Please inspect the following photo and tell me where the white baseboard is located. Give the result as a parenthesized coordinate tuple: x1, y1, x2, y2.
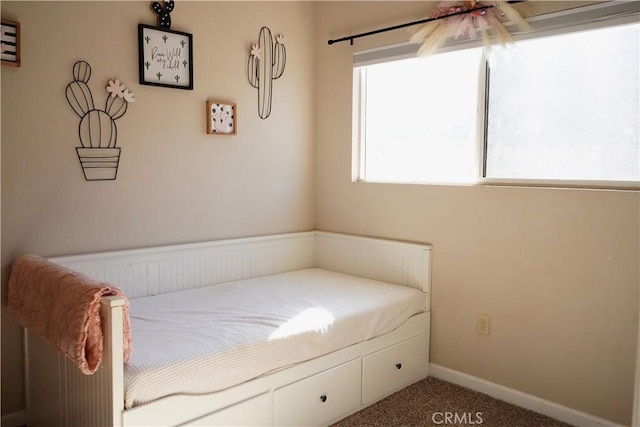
(1, 410, 26, 427)
(429, 363, 626, 427)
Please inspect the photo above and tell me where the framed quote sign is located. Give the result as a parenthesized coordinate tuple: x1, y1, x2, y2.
(138, 24, 193, 90)
(1, 19, 20, 67)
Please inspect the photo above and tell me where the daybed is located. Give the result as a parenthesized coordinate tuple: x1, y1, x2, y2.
(15, 231, 432, 426)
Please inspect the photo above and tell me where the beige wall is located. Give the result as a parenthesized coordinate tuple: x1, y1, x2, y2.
(1, 1, 315, 415)
(314, 2, 639, 425)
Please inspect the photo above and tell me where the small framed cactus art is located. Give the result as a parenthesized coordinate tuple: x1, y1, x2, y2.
(206, 101, 236, 135)
(138, 24, 193, 90)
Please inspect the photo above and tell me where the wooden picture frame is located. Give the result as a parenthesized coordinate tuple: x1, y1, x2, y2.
(1, 19, 20, 67)
(206, 101, 237, 135)
(138, 24, 193, 90)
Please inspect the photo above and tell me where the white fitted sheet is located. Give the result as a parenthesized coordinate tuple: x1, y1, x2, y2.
(124, 268, 426, 409)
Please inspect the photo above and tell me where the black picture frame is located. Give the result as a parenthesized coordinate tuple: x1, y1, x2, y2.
(138, 24, 193, 90)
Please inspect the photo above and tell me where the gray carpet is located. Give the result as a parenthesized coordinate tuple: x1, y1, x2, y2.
(331, 377, 573, 427)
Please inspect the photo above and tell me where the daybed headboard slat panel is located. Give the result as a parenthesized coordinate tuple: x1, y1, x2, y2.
(313, 232, 432, 307)
(47, 231, 431, 304)
(50, 233, 316, 298)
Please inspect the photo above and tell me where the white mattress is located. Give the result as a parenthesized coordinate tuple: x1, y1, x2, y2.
(124, 268, 426, 409)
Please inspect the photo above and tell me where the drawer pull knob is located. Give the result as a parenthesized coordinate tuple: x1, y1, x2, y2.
(396, 363, 402, 369)
(320, 394, 327, 403)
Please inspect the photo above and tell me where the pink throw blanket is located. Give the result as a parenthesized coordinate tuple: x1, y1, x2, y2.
(8, 255, 131, 374)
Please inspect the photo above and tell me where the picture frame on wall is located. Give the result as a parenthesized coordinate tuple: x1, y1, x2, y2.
(206, 101, 237, 135)
(138, 24, 193, 90)
(1, 19, 20, 67)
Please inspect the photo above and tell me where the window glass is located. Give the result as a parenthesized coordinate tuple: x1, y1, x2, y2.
(360, 48, 483, 184)
(485, 23, 639, 182)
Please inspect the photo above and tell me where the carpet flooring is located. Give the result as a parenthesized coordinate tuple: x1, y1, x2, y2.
(331, 377, 573, 427)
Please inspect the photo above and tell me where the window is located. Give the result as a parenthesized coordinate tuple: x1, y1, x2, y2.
(485, 24, 639, 182)
(353, 7, 640, 188)
(356, 49, 483, 184)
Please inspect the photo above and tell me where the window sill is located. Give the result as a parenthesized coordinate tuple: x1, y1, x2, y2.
(354, 178, 640, 192)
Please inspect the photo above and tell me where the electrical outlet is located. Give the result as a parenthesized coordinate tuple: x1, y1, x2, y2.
(477, 313, 490, 336)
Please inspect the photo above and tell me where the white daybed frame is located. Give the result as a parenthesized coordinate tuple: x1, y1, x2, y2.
(23, 231, 432, 427)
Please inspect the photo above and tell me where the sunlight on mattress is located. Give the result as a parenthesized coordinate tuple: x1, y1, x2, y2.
(269, 307, 335, 339)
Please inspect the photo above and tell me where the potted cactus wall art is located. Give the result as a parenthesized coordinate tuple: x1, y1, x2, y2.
(247, 27, 286, 119)
(65, 61, 135, 181)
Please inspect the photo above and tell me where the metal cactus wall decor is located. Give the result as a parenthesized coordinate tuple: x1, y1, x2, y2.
(65, 60, 135, 181)
(151, 0, 174, 29)
(247, 27, 286, 119)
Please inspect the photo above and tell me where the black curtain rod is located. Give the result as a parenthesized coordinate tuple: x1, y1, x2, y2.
(327, 1, 524, 46)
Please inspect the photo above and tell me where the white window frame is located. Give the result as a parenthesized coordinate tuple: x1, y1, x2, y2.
(352, 1, 640, 189)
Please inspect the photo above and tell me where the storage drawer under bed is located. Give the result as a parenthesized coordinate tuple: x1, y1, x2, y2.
(181, 393, 271, 426)
(362, 333, 429, 405)
(273, 358, 361, 426)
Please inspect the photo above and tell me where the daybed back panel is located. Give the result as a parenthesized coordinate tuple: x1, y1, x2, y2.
(49, 232, 316, 298)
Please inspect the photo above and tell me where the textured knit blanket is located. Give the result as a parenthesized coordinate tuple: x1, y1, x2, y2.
(8, 255, 131, 374)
